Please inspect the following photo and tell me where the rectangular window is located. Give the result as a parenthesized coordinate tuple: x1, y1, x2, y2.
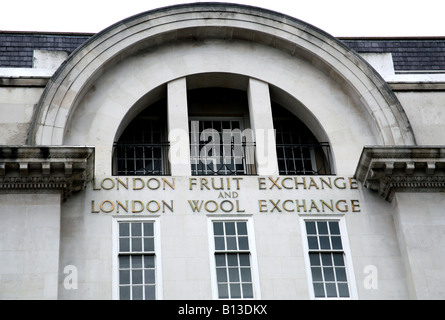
(211, 220, 255, 299)
(304, 220, 351, 299)
(117, 221, 158, 300)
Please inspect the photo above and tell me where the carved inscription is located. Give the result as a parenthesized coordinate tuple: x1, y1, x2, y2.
(90, 176, 361, 215)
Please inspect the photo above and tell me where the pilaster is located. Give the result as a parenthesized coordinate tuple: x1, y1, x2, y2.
(167, 77, 191, 176)
(0, 146, 94, 299)
(247, 78, 279, 176)
(355, 146, 445, 299)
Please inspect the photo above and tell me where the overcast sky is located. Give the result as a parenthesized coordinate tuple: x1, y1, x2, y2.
(1, 0, 444, 37)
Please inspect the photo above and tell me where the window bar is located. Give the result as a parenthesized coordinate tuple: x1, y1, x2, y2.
(114, 143, 170, 175)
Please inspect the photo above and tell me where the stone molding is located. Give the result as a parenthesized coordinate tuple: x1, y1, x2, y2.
(28, 3, 415, 146)
(0, 146, 94, 200)
(355, 146, 445, 201)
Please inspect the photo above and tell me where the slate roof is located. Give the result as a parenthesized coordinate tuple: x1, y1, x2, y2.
(0, 32, 92, 68)
(1, 32, 445, 73)
(341, 38, 445, 72)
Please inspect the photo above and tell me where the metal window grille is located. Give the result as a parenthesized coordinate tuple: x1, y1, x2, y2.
(114, 142, 169, 175)
(274, 119, 332, 175)
(190, 120, 256, 176)
(113, 117, 169, 175)
(276, 143, 332, 175)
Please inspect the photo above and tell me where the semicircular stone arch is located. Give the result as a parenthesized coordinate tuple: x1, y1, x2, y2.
(29, 3, 416, 175)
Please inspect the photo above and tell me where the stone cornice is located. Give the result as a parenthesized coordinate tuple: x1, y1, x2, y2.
(0, 146, 94, 201)
(354, 146, 445, 201)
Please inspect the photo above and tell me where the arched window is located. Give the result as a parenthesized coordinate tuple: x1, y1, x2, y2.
(188, 87, 256, 176)
(272, 103, 333, 175)
(113, 98, 169, 175)
(112, 85, 332, 176)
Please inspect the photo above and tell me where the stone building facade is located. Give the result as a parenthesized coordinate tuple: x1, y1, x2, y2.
(1, 3, 445, 300)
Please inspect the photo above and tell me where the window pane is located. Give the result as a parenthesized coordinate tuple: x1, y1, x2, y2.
(132, 255, 142, 268)
(226, 237, 237, 250)
(329, 221, 340, 234)
(214, 222, 224, 235)
(230, 284, 241, 299)
(132, 238, 142, 252)
(306, 221, 316, 234)
(144, 255, 155, 268)
(119, 270, 130, 285)
(317, 221, 328, 234)
(335, 267, 347, 282)
(338, 283, 350, 298)
(214, 237, 225, 250)
(331, 236, 343, 250)
(145, 285, 156, 300)
(216, 268, 228, 282)
(225, 222, 236, 235)
(215, 254, 226, 266)
(326, 283, 337, 297)
(239, 253, 250, 266)
(319, 236, 331, 250)
(309, 253, 320, 266)
(132, 286, 143, 300)
(238, 236, 249, 250)
(323, 267, 335, 281)
(218, 284, 229, 299)
(311, 267, 323, 282)
(228, 268, 240, 282)
(313, 283, 325, 298)
(237, 222, 247, 235)
(307, 236, 319, 250)
(132, 270, 143, 284)
(143, 223, 154, 236)
(119, 238, 130, 252)
(242, 283, 253, 298)
(120, 286, 130, 300)
(119, 223, 129, 236)
(227, 254, 238, 266)
(240, 268, 252, 282)
(333, 253, 345, 266)
(145, 269, 156, 284)
(119, 256, 130, 269)
(321, 253, 333, 266)
(144, 238, 154, 252)
(131, 223, 142, 236)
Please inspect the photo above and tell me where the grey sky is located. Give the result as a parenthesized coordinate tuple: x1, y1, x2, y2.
(1, 0, 444, 37)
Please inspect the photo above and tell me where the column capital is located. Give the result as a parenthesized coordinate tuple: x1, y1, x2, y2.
(355, 146, 445, 201)
(0, 146, 95, 201)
